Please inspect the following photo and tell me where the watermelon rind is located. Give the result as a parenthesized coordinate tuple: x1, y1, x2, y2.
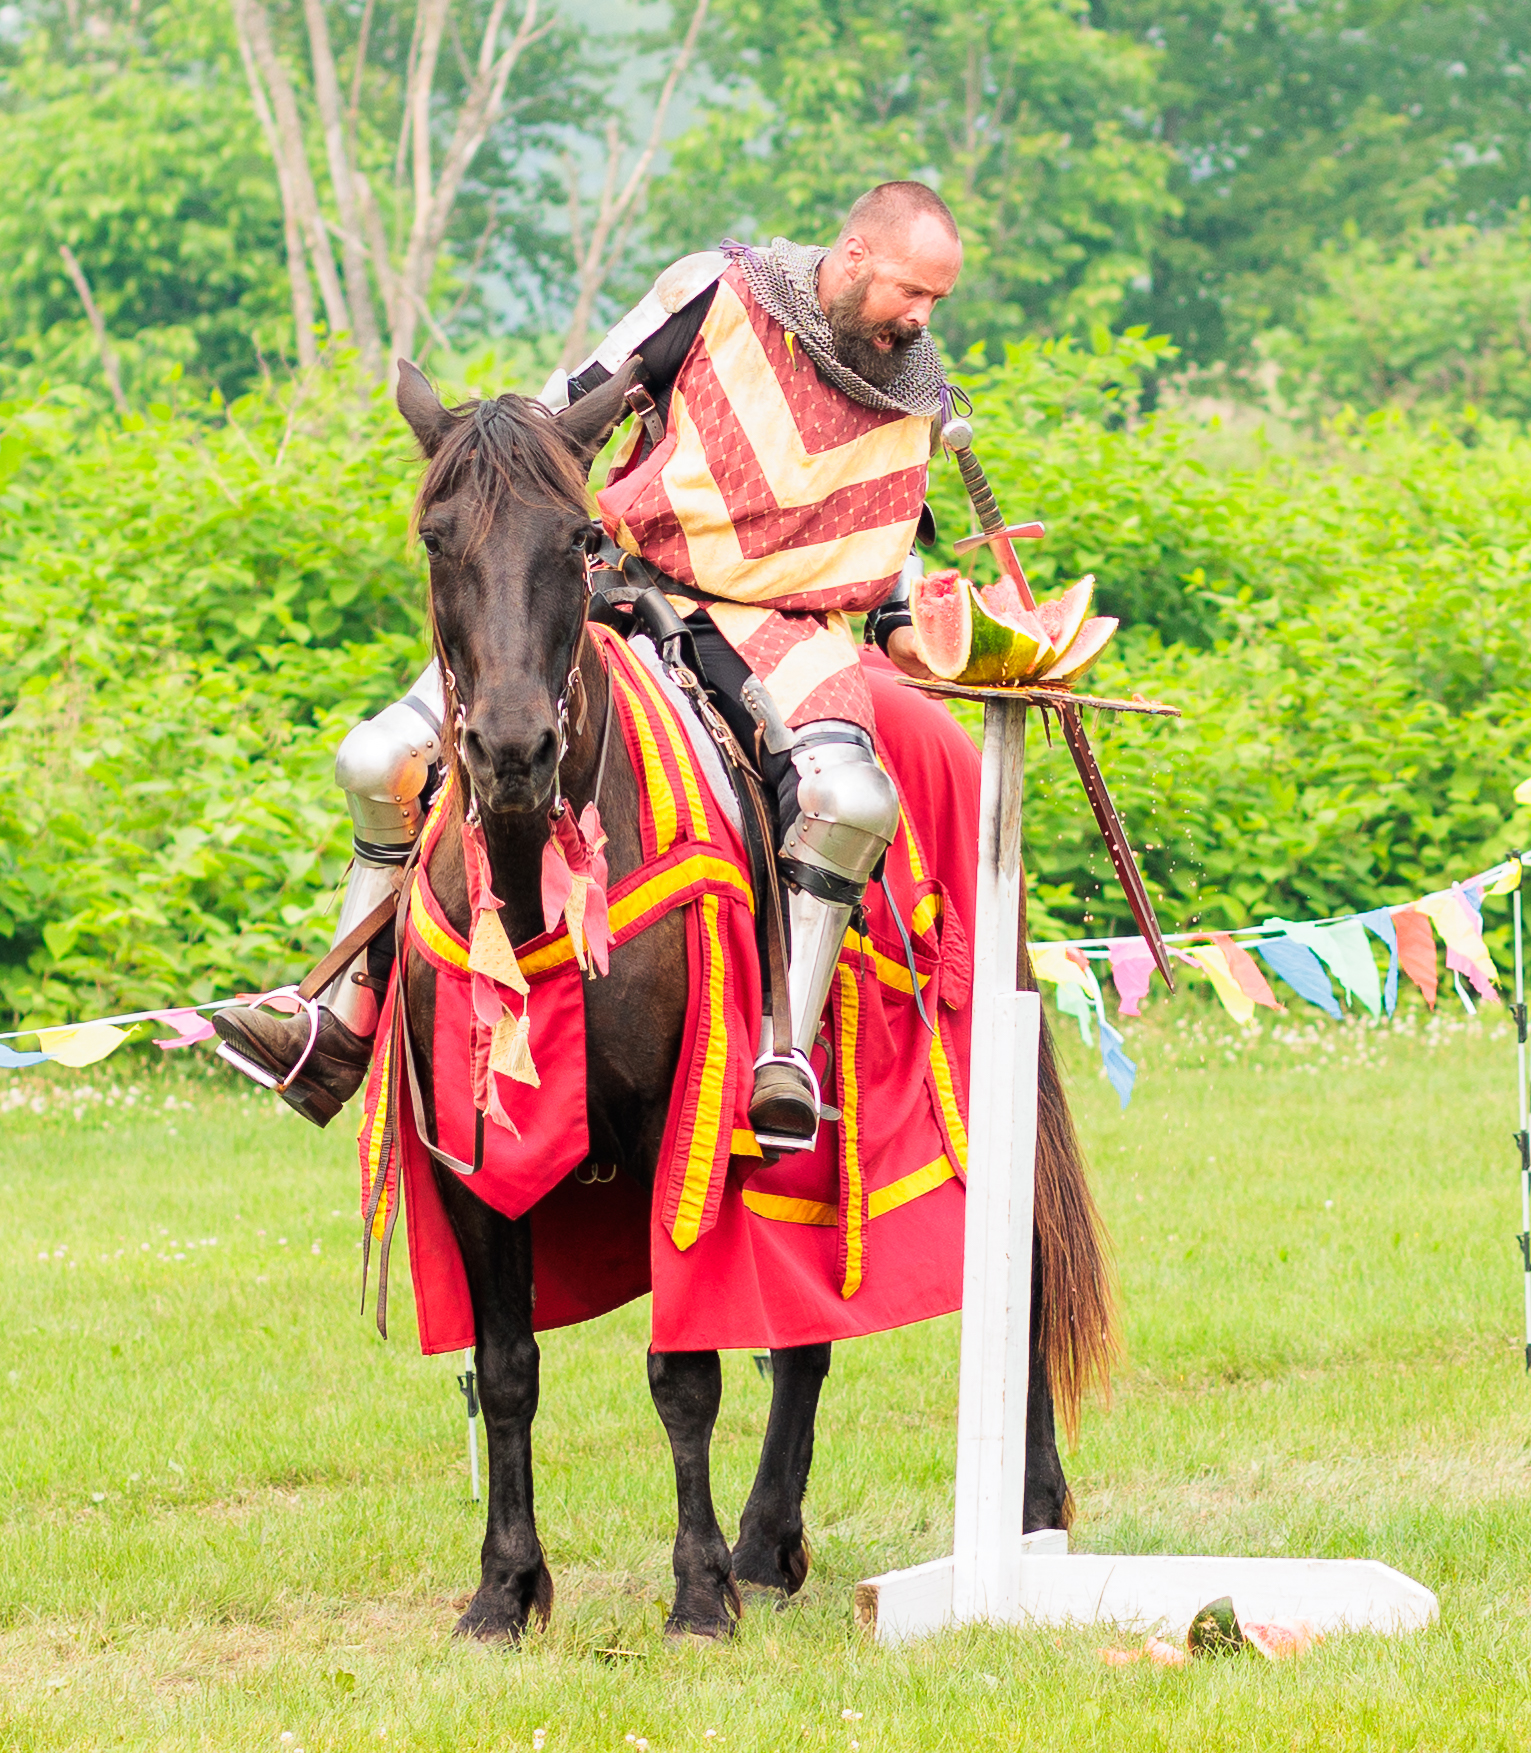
(913, 571, 1055, 683)
(1038, 615, 1118, 684)
(1034, 575, 1095, 665)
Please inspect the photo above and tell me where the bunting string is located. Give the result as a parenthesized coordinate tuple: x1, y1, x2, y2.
(1033, 855, 1525, 1110)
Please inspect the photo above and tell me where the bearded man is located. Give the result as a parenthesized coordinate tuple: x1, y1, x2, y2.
(215, 180, 963, 1153)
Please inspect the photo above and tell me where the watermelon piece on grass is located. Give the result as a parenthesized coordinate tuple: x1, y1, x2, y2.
(912, 568, 1053, 684)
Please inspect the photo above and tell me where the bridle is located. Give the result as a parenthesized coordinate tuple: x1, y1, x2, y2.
(438, 540, 613, 830)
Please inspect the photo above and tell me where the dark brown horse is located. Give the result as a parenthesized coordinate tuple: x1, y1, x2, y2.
(392, 360, 1116, 1641)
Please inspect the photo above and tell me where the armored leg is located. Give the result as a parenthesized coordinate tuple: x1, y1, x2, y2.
(212, 665, 444, 1126)
(748, 723, 899, 1153)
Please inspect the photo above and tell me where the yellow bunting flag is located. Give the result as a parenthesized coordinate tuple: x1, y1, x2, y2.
(1185, 946, 1255, 1026)
(36, 1023, 131, 1067)
(1487, 862, 1523, 898)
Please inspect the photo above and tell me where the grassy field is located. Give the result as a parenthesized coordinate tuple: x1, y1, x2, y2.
(1, 1001, 1528, 1750)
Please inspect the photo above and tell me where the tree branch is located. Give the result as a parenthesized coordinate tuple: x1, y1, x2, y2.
(303, 0, 383, 373)
(235, 0, 352, 343)
(58, 245, 127, 414)
(232, 0, 318, 367)
(558, 0, 709, 369)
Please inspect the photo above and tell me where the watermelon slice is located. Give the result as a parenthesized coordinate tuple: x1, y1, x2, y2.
(1033, 576, 1095, 664)
(1038, 615, 1118, 685)
(1243, 1620, 1320, 1659)
(912, 569, 1053, 684)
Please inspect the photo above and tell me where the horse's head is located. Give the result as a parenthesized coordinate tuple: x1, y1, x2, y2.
(397, 359, 635, 815)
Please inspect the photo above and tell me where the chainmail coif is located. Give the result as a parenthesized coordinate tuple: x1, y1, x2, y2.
(723, 237, 950, 420)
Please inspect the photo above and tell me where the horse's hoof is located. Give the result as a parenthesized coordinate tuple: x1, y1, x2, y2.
(454, 1606, 525, 1643)
(663, 1617, 736, 1643)
(731, 1531, 811, 1598)
(737, 1581, 791, 1613)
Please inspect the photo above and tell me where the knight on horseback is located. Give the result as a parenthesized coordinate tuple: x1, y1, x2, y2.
(215, 181, 963, 1154)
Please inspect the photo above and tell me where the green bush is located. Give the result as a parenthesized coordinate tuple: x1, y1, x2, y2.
(5, 335, 1531, 1027)
(926, 343, 1531, 942)
(0, 373, 427, 1024)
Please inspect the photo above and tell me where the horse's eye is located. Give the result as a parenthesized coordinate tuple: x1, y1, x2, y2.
(573, 523, 599, 555)
(420, 531, 442, 557)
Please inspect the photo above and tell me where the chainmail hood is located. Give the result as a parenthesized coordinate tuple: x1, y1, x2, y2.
(723, 237, 950, 419)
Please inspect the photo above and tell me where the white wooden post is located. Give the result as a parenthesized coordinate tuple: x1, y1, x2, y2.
(952, 702, 1039, 1619)
(854, 692, 1438, 1645)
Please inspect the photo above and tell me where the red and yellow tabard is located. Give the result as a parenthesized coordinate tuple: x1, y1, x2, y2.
(596, 263, 933, 730)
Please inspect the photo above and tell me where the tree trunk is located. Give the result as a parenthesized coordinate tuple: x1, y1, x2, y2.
(302, 0, 383, 375)
(234, 0, 352, 345)
(232, 0, 319, 367)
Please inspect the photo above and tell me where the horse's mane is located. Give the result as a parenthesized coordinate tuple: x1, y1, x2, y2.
(412, 392, 590, 552)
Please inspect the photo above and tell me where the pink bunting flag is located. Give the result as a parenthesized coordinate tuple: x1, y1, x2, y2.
(1108, 938, 1155, 1016)
(151, 1010, 216, 1049)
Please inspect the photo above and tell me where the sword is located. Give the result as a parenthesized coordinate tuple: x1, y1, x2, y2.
(943, 417, 1044, 611)
(941, 418, 1176, 993)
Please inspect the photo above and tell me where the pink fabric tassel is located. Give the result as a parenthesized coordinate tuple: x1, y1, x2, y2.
(541, 803, 611, 975)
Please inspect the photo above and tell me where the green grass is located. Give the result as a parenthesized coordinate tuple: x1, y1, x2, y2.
(1, 1003, 1529, 1750)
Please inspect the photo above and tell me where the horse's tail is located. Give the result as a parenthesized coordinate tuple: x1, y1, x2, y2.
(1021, 936, 1120, 1446)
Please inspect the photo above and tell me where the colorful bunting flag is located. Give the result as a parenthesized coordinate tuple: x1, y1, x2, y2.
(1212, 933, 1283, 1013)
(35, 1023, 130, 1067)
(1415, 888, 1498, 1002)
(1358, 909, 1400, 1015)
(1108, 938, 1154, 1016)
(1182, 945, 1256, 1026)
(0, 1042, 50, 1068)
(149, 1010, 217, 1050)
(1266, 917, 1382, 1017)
(1253, 937, 1342, 1018)
(1391, 906, 1437, 1008)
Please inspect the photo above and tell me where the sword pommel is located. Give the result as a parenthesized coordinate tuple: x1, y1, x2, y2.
(941, 417, 974, 451)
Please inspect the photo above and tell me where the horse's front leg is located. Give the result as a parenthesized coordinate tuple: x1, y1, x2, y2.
(732, 1341, 831, 1596)
(436, 1176, 554, 1640)
(647, 1349, 741, 1637)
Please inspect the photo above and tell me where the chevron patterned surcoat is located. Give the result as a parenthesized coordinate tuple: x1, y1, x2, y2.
(596, 264, 933, 730)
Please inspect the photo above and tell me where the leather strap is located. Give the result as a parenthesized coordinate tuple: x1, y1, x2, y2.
(296, 869, 407, 1003)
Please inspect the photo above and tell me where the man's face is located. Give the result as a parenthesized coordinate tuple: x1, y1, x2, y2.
(827, 214, 963, 386)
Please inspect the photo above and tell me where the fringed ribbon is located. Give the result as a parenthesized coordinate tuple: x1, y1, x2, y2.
(463, 818, 538, 1135)
(541, 803, 611, 976)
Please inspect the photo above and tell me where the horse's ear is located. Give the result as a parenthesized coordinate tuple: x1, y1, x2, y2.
(396, 359, 452, 457)
(556, 358, 642, 470)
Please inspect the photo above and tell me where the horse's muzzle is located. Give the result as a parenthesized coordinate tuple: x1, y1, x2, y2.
(461, 719, 560, 814)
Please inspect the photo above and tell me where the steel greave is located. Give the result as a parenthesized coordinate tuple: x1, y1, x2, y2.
(786, 887, 857, 1058)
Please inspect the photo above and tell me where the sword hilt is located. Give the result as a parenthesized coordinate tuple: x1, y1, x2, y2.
(942, 418, 1005, 535)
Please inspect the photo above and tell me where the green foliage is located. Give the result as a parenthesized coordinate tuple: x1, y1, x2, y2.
(1258, 214, 1531, 425)
(648, 0, 1176, 353)
(1100, 0, 1531, 366)
(933, 403, 1531, 940)
(0, 19, 293, 399)
(0, 373, 428, 1023)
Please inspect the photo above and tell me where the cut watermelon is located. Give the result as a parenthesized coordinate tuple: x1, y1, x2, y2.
(1033, 576, 1095, 664)
(1038, 615, 1118, 685)
(912, 568, 1053, 684)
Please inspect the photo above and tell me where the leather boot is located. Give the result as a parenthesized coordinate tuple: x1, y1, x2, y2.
(212, 1005, 372, 1129)
(748, 1055, 820, 1151)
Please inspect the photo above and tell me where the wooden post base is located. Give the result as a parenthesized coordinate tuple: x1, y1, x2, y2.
(855, 1544, 1438, 1644)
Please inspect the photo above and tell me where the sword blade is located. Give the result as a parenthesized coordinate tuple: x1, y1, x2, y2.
(988, 533, 1037, 611)
(1059, 704, 1175, 992)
